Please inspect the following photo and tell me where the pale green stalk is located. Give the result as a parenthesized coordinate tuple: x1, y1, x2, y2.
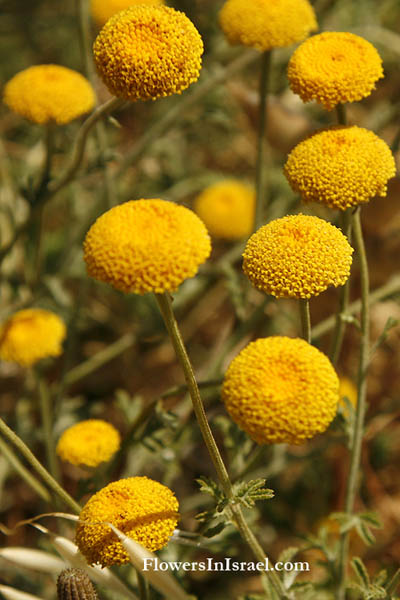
(254, 50, 272, 231)
(336, 208, 370, 600)
(299, 298, 311, 343)
(36, 374, 59, 481)
(0, 418, 81, 514)
(154, 292, 290, 600)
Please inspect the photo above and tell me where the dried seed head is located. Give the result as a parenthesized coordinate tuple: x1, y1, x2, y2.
(57, 569, 98, 600)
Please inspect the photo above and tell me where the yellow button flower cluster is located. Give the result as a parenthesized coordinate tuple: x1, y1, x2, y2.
(242, 214, 353, 299)
(284, 126, 396, 210)
(287, 32, 383, 110)
(222, 337, 339, 445)
(194, 180, 255, 240)
(219, 0, 317, 52)
(93, 5, 203, 101)
(0, 309, 66, 367)
(75, 477, 179, 566)
(3, 65, 95, 125)
(83, 199, 211, 295)
(90, 0, 165, 27)
(56, 420, 121, 468)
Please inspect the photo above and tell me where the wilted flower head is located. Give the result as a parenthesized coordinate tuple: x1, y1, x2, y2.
(242, 214, 353, 299)
(222, 336, 339, 444)
(90, 0, 165, 26)
(0, 309, 66, 367)
(3, 65, 95, 125)
(75, 477, 179, 566)
(194, 180, 255, 240)
(93, 5, 203, 101)
(287, 32, 383, 110)
(83, 199, 211, 295)
(219, 0, 317, 52)
(56, 420, 121, 468)
(284, 126, 396, 210)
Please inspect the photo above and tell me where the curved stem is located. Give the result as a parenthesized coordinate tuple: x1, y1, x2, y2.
(254, 50, 272, 232)
(0, 418, 81, 514)
(336, 103, 347, 126)
(299, 298, 311, 343)
(154, 292, 289, 599)
(336, 208, 370, 600)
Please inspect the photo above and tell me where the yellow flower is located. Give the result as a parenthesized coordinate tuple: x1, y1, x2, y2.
(56, 420, 121, 468)
(222, 337, 339, 445)
(93, 5, 203, 101)
(3, 65, 95, 125)
(287, 32, 383, 110)
(242, 214, 353, 299)
(75, 477, 179, 566)
(284, 126, 396, 210)
(90, 0, 165, 26)
(194, 180, 255, 240)
(83, 199, 211, 294)
(0, 309, 66, 367)
(219, 0, 317, 52)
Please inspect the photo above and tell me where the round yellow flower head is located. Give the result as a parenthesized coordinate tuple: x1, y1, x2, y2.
(83, 199, 211, 294)
(93, 5, 203, 101)
(56, 420, 121, 468)
(222, 337, 339, 445)
(242, 214, 353, 299)
(219, 0, 317, 52)
(90, 0, 165, 26)
(284, 126, 396, 210)
(287, 32, 384, 110)
(194, 180, 255, 240)
(75, 476, 179, 566)
(3, 65, 95, 125)
(0, 309, 66, 367)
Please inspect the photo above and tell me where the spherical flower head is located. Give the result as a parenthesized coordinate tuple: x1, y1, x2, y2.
(3, 65, 95, 125)
(219, 0, 317, 52)
(284, 126, 396, 210)
(93, 5, 203, 101)
(0, 309, 66, 367)
(83, 199, 211, 295)
(194, 180, 255, 240)
(287, 32, 383, 110)
(90, 0, 165, 27)
(56, 420, 121, 468)
(242, 214, 353, 299)
(75, 476, 179, 566)
(222, 337, 339, 445)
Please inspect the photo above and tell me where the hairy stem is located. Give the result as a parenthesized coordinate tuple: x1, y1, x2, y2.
(299, 298, 311, 343)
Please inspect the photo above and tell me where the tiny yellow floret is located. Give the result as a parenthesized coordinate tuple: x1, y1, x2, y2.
(222, 336, 339, 445)
(219, 0, 317, 52)
(284, 126, 396, 210)
(75, 476, 179, 566)
(194, 180, 255, 240)
(83, 199, 211, 294)
(287, 32, 383, 110)
(93, 5, 203, 101)
(0, 309, 66, 367)
(90, 0, 165, 26)
(3, 65, 95, 125)
(56, 420, 121, 468)
(242, 214, 353, 299)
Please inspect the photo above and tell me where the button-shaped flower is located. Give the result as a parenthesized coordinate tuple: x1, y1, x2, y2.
(222, 336, 339, 444)
(75, 477, 179, 566)
(90, 0, 165, 27)
(56, 420, 121, 468)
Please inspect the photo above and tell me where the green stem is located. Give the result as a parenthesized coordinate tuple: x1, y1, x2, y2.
(386, 567, 400, 598)
(299, 298, 311, 343)
(137, 572, 151, 600)
(336, 103, 347, 126)
(0, 436, 51, 502)
(336, 208, 370, 600)
(37, 374, 60, 481)
(329, 209, 353, 365)
(0, 418, 81, 514)
(254, 50, 272, 232)
(154, 292, 289, 600)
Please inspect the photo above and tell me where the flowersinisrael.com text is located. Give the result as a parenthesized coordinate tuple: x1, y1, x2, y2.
(143, 557, 310, 573)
